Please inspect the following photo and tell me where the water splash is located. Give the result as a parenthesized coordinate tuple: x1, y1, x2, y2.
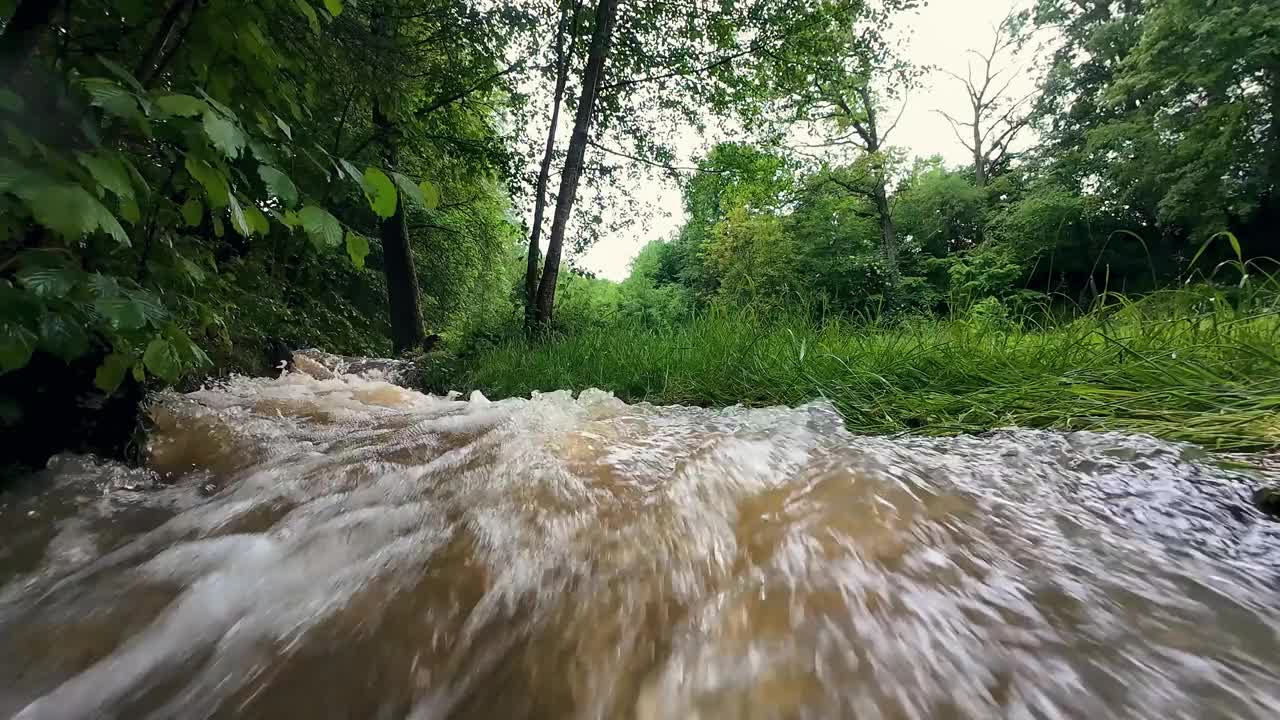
(2, 367, 1278, 719)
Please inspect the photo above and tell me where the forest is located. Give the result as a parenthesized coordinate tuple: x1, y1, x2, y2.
(2, 0, 1280, 464)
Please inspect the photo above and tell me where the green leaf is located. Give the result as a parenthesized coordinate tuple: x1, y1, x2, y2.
(212, 215, 225, 237)
(292, 0, 321, 34)
(39, 312, 91, 362)
(0, 88, 24, 113)
(392, 172, 427, 208)
(345, 231, 369, 269)
(0, 157, 29, 192)
(362, 167, 398, 218)
(143, 337, 181, 384)
(127, 289, 167, 324)
(96, 56, 144, 93)
(81, 78, 140, 119)
(185, 157, 229, 209)
(14, 182, 130, 244)
(17, 266, 79, 298)
(337, 158, 363, 185)
(97, 206, 130, 245)
(166, 326, 211, 368)
(94, 295, 145, 330)
(299, 205, 342, 249)
(246, 206, 270, 236)
(196, 88, 236, 119)
(274, 114, 293, 141)
(154, 93, 207, 118)
(228, 194, 251, 237)
(281, 209, 302, 228)
(323, 0, 343, 17)
(87, 272, 122, 298)
(77, 152, 134, 202)
(258, 166, 298, 207)
(179, 257, 206, 283)
(249, 137, 281, 166)
(421, 180, 440, 210)
(119, 156, 149, 197)
(203, 112, 245, 160)
(119, 197, 141, 224)
(16, 183, 97, 237)
(132, 361, 146, 383)
(180, 196, 204, 226)
(0, 322, 38, 372)
(94, 353, 132, 394)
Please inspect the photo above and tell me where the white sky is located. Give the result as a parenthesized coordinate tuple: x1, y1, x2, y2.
(574, 0, 1040, 281)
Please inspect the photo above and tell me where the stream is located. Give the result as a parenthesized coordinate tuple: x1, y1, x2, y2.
(2, 359, 1279, 719)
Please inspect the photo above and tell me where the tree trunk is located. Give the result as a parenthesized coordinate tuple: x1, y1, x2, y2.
(371, 10, 425, 353)
(533, 0, 619, 328)
(133, 0, 193, 87)
(524, 1, 577, 333)
(972, 108, 986, 188)
(378, 172, 426, 352)
(872, 182, 898, 277)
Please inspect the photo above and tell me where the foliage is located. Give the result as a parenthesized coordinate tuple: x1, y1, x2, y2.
(0, 0, 517, 420)
(1032, 0, 1280, 255)
(893, 158, 984, 256)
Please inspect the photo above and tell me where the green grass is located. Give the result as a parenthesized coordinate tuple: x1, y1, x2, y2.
(451, 286, 1280, 452)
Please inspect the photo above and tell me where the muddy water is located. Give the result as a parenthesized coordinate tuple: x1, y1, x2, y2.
(2, 366, 1279, 719)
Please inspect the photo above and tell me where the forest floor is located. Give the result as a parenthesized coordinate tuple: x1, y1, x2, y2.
(451, 289, 1280, 452)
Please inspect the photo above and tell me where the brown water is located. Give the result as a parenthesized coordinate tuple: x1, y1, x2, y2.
(2, 364, 1279, 719)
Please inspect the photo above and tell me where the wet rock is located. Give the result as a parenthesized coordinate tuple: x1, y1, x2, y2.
(1256, 485, 1280, 517)
(0, 350, 145, 474)
(288, 349, 415, 386)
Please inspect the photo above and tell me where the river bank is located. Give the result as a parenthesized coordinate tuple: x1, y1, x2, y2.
(449, 294, 1280, 452)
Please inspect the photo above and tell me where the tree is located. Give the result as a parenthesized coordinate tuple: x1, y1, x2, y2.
(523, 0, 582, 333)
(1030, 0, 1148, 211)
(666, 143, 795, 299)
(892, 157, 984, 256)
(321, 0, 521, 351)
(370, 6, 426, 352)
(0, 0, 521, 401)
(935, 10, 1036, 188)
(532, 0, 620, 328)
(1109, 0, 1280, 241)
(1030, 0, 1280, 258)
(522, 0, 864, 329)
(740, 0, 922, 277)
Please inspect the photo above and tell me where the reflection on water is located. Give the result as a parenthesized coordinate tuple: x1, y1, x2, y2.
(2, 364, 1279, 719)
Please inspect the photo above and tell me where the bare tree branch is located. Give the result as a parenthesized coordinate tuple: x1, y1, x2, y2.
(934, 109, 977, 152)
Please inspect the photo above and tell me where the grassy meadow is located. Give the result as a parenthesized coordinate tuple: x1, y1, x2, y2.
(452, 284, 1280, 452)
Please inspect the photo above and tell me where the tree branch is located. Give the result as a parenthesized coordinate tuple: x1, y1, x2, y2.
(934, 109, 977, 152)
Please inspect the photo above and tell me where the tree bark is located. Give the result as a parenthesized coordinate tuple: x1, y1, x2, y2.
(872, 182, 898, 276)
(371, 10, 425, 353)
(533, 0, 619, 328)
(375, 123, 427, 353)
(854, 86, 899, 278)
(133, 0, 193, 87)
(972, 106, 986, 188)
(524, 1, 577, 333)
